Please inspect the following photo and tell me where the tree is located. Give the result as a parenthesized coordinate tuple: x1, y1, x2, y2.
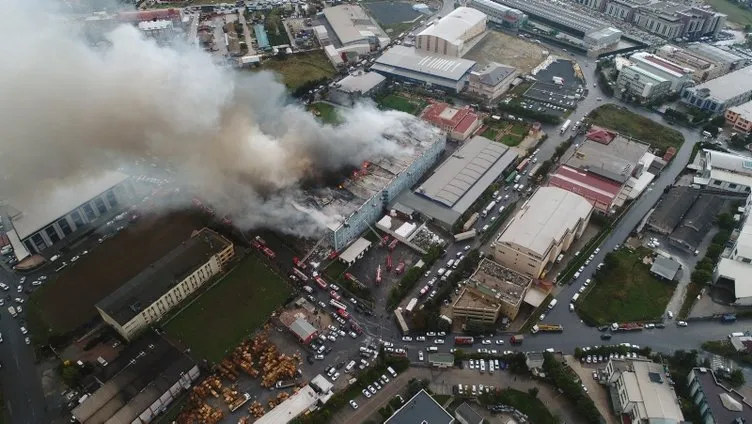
(528, 387, 539, 398)
(716, 213, 735, 231)
(730, 369, 746, 388)
(706, 243, 724, 262)
(691, 269, 713, 285)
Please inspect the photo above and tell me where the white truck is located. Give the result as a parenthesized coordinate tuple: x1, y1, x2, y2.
(560, 119, 572, 134)
(7, 306, 16, 318)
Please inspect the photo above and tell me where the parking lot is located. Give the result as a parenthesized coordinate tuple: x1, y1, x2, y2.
(523, 82, 582, 110)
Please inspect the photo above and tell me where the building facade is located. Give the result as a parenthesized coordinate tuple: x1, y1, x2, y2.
(606, 359, 685, 423)
(725, 101, 752, 134)
(415, 7, 487, 57)
(681, 66, 752, 113)
(616, 65, 672, 103)
(466, 62, 518, 101)
(629, 51, 693, 91)
(468, 0, 527, 28)
(494, 187, 593, 278)
(96, 229, 234, 341)
(693, 149, 752, 193)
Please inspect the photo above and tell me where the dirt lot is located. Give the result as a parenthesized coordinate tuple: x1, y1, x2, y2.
(30, 211, 207, 335)
(464, 31, 547, 74)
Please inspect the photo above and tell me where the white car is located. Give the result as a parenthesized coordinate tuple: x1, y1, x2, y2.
(402, 336, 413, 342)
(16, 285, 22, 293)
(416, 336, 426, 342)
(495, 339, 504, 345)
(426, 332, 436, 337)
(16, 306, 22, 314)
(584, 278, 591, 286)
(434, 339, 445, 344)
(368, 385, 376, 394)
(71, 255, 80, 262)
(14, 298, 24, 304)
(418, 351, 424, 361)
(25, 337, 30, 345)
(350, 400, 359, 409)
(464, 245, 471, 251)
(20, 326, 27, 334)
(31, 281, 42, 287)
(332, 372, 340, 381)
(362, 389, 372, 398)
(38, 275, 47, 281)
(677, 320, 688, 327)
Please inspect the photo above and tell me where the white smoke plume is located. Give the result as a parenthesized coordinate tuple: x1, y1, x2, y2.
(0, 0, 437, 237)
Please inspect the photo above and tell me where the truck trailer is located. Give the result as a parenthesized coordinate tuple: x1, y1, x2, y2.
(453, 229, 477, 242)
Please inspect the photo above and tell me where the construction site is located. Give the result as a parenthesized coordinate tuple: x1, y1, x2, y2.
(464, 31, 549, 74)
(451, 258, 534, 323)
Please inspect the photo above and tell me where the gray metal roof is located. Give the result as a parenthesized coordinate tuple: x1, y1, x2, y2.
(685, 43, 747, 65)
(691, 369, 752, 423)
(336, 72, 385, 94)
(669, 194, 725, 250)
(417, 137, 510, 207)
(494, 0, 609, 33)
(374, 45, 476, 82)
(470, 62, 517, 86)
(289, 318, 318, 341)
(565, 134, 649, 183)
(384, 389, 454, 424)
(339, 237, 372, 263)
(455, 403, 483, 424)
(650, 256, 681, 280)
(647, 186, 700, 234)
(688, 65, 752, 102)
(322, 5, 386, 45)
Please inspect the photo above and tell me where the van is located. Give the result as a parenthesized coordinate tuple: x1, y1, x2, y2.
(426, 346, 438, 352)
(729, 332, 745, 338)
(447, 259, 454, 268)
(571, 293, 580, 302)
(548, 299, 558, 310)
(437, 268, 446, 276)
(442, 270, 452, 281)
(387, 366, 397, 377)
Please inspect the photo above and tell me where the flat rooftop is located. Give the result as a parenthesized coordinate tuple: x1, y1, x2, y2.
(322, 5, 387, 45)
(685, 42, 747, 65)
(631, 51, 689, 77)
(456, 258, 532, 308)
(497, 187, 593, 257)
(96, 228, 231, 326)
(384, 389, 454, 424)
(688, 66, 752, 102)
(417, 7, 486, 47)
(416, 135, 518, 209)
(494, 0, 609, 33)
(728, 100, 752, 120)
(305, 117, 443, 230)
(629, 360, 684, 422)
(72, 335, 193, 424)
(336, 71, 385, 94)
(566, 132, 650, 183)
(549, 165, 623, 208)
(373, 45, 476, 82)
(692, 369, 752, 423)
(8, 171, 129, 240)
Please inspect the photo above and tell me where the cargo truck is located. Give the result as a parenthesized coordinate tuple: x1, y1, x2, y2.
(405, 298, 418, 313)
(462, 213, 480, 231)
(531, 324, 564, 334)
(7, 306, 16, 318)
(454, 336, 474, 346)
(454, 229, 477, 242)
(510, 334, 524, 344)
(560, 119, 571, 134)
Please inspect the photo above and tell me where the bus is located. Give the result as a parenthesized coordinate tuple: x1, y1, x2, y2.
(505, 171, 518, 184)
(330, 299, 348, 311)
(516, 158, 530, 173)
(394, 309, 409, 335)
(529, 163, 542, 178)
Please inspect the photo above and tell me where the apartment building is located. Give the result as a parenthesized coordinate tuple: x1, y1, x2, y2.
(616, 65, 672, 103)
(725, 101, 752, 134)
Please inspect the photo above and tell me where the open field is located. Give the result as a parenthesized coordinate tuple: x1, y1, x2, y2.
(376, 93, 428, 115)
(309, 102, 340, 124)
(703, 0, 752, 26)
(481, 389, 557, 424)
(589, 104, 684, 153)
(257, 51, 335, 90)
(165, 254, 292, 363)
(465, 31, 547, 74)
(577, 248, 674, 325)
(483, 120, 530, 146)
(28, 212, 207, 336)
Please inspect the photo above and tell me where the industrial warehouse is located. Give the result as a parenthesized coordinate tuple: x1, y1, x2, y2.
(494, 187, 593, 278)
(391, 135, 518, 229)
(306, 119, 446, 251)
(371, 45, 478, 92)
(4, 171, 136, 260)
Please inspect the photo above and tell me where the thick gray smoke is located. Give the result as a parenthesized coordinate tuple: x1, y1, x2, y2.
(0, 0, 437, 236)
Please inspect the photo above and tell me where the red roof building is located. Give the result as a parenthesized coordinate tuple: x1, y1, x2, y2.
(585, 126, 618, 145)
(118, 9, 182, 24)
(548, 165, 625, 213)
(663, 146, 677, 162)
(420, 102, 482, 141)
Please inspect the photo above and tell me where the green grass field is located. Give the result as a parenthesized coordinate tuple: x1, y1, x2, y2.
(165, 255, 292, 363)
(703, 0, 752, 25)
(377, 94, 427, 115)
(482, 128, 498, 140)
(589, 104, 684, 153)
(309, 102, 340, 124)
(500, 133, 524, 146)
(578, 248, 674, 324)
(257, 51, 335, 90)
(483, 390, 556, 424)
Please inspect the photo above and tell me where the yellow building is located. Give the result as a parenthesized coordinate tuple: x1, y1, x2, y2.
(725, 101, 752, 134)
(494, 187, 593, 278)
(96, 228, 234, 341)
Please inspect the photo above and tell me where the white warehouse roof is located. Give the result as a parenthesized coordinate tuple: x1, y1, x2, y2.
(497, 187, 593, 256)
(417, 7, 486, 48)
(689, 66, 752, 102)
(9, 171, 129, 240)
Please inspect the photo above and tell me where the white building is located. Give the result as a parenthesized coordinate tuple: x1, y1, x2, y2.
(693, 149, 752, 194)
(96, 228, 234, 341)
(606, 358, 685, 423)
(467, 62, 517, 101)
(715, 199, 752, 305)
(494, 187, 593, 278)
(681, 66, 752, 113)
(322, 5, 389, 49)
(416, 7, 487, 58)
(468, 0, 526, 28)
(328, 71, 386, 107)
(254, 375, 334, 424)
(584, 27, 623, 51)
(656, 44, 749, 83)
(5, 171, 135, 260)
(629, 51, 693, 91)
(371, 45, 477, 92)
(616, 64, 672, 103)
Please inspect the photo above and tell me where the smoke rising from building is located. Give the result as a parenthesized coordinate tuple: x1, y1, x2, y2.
(0, 0, 431, 237)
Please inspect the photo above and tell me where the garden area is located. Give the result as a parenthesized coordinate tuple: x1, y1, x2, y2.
(164, 254, 292, 363)
(376, 93, 428, 115)
(482, 120, 530, 146)
(577, 247, 675, 325)
(308, 102, 340, 124)
(703, 0, 752, 26)
(588, 104, 684, 153)
(480, 389, 558, 424)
